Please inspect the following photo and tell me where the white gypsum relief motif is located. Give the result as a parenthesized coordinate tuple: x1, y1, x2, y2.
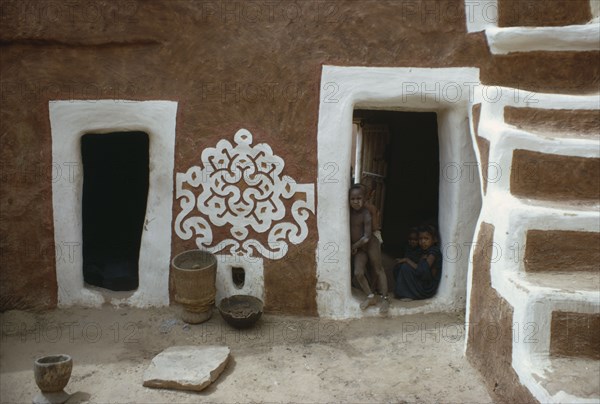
(175, 129, 315, 259)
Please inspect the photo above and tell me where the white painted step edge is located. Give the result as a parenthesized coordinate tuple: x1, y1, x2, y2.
(486, 23, 600, 54)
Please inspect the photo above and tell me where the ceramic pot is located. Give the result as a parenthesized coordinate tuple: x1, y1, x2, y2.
(218, 295, 264, 329)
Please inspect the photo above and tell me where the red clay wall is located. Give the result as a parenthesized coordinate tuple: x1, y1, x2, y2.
(497, 0, 591, 27)
(467, 222, 537, 403)
(0, 0, 598, 313)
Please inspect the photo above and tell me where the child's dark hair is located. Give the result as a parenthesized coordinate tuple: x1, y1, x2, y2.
(408, 227, 419, 236)
(349, 183, 365, 196)
(418, 225, 438, 242)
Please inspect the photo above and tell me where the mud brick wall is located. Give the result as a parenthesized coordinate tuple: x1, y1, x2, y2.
(510, 150, 600, 202)
(551, 311, 600, 361)
(504, 107, 600, 138)
(0, 0, 598, 312)
(497, 0, 591, 27)
(524, 230, 600, 273)
(467, 222, 537, 403)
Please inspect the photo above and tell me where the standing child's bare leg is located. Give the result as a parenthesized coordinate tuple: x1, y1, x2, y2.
(354, 250, 377, 309)
(366, 237, 389, 314)
(376, 266, 389, 314)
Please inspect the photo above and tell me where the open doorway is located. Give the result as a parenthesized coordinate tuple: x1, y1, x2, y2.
(81, 131, 149, 291)
(352, 110, 439, 256)
(352, 110, 440, 293)
(316, 66, 481, 318)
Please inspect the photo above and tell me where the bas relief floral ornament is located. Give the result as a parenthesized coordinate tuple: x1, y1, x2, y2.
(175, 129, 315, 259)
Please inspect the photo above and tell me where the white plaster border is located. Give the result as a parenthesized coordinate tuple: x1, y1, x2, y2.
(465, 0, 498, 33)
(49, 100, 178, 307)
(464, 0, 600, 53)
(485, 23, 600, 54)
(316, 66, 482, 319)
(592, 0, 600, 20)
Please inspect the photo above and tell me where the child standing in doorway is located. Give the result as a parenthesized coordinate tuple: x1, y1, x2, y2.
(360, 180, 389, 313)
(349, 184, 389, 314)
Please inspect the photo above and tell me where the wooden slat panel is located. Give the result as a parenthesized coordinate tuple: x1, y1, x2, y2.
(360, 123, 390, 219)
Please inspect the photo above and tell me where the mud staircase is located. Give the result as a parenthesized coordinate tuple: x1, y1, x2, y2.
(471, 91, 599, 402)
(465, 1, 599, 401)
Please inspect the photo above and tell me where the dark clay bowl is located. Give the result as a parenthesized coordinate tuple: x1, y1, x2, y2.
(218, 295, 264, 329)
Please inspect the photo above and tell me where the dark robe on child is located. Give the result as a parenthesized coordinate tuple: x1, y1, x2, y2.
(403, 245, 421, 264)
(393, 245, 442, 299)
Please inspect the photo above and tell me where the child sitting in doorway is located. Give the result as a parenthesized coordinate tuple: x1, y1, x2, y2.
(393, 225, 442, 301)
(394, 227, 421, 271)
(349, 184, 389, 314)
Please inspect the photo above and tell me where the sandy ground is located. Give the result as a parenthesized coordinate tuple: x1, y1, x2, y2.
(0, 306, 493, 403)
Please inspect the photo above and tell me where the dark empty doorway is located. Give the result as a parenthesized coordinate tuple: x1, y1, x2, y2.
(353, 110, 439, 257)
(81, 131, 149, 291)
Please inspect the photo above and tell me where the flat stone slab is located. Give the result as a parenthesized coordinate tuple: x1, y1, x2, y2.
(143, 346, 230, 392)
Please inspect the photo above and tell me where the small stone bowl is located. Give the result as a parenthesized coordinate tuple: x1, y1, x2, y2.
(34, 354, 72, 393)
(33, 354, 72, 404)
(218, 295, 264, 329)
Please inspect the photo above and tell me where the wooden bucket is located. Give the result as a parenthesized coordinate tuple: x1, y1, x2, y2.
(172, 250, 217, 324)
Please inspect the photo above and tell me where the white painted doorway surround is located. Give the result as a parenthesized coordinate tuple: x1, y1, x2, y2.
(49, 100, 177, 307)
(316, 66, 482, 318)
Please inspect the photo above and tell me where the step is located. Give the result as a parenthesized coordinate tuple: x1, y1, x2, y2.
(550, 311, 600, 361)
(477, 120, 599, 169)
(517, 197, 599, 213)
(505, 272, 599, 309)
(510, 148, 599, 203)
(481, 119, 600, 155)
(510, 288, 599, 403)
(497, 0, 592, 28)
(485, 23, 600, 54)
(515, 271, 600, 295)
(529, 356, 600, 403)
(523, 229, 599, 273)
(479, 123, 599, 204)
(473, 90, 599, 143)
(504, 106, 600, 140)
